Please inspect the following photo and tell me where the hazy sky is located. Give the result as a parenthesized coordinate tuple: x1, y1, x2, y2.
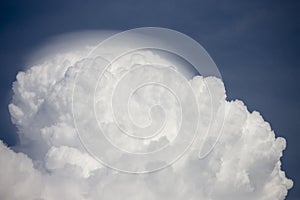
(0, 0, 299, 199)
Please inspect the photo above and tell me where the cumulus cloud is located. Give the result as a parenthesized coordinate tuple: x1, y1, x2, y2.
(1, 30, 293, 200)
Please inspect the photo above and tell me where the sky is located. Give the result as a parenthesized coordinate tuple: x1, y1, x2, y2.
(0, 0, 299, 199)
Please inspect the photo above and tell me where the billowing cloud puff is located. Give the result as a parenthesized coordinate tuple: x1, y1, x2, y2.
(1, 31, 293, 200)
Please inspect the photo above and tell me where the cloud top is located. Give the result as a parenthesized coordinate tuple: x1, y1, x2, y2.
(1, 30, 293, 200)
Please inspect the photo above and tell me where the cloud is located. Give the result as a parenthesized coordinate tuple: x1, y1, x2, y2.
(2, 30, 293, 200)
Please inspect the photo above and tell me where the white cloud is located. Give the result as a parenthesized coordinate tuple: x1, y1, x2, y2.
(0, 141, 43, 200)
(1, 31, 293, 200)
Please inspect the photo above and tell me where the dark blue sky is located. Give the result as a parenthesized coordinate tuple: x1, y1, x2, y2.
(0, 0, 299, 199)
